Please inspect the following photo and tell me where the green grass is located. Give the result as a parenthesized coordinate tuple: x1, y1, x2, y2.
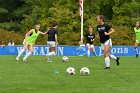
(0, 56, 140, 93)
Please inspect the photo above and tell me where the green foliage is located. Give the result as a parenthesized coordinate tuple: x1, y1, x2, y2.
(113, 0, 140, 16)
(0, 0, 140, 45)
(0, 8, 8, 14)
(0, 22, 21, 31)
(112, 0, 140, 25)
(58, 32, 80, 45)
(0, 29, 24, 45)
(111, 26, 134, 45)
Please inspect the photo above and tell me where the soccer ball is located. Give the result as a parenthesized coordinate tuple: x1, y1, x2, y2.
(62, 56, 69, 62)
(80, 67, 90, 75)
(66, 67, 75, 75)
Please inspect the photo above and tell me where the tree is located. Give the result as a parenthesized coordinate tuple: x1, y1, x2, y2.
(112, 0, 140, 26)
(0, 0, 140, 45)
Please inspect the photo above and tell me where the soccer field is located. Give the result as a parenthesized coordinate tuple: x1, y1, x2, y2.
(0, 56, 140, 93)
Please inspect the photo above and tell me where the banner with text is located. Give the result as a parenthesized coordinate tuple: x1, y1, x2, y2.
(0, 46, 137, 56)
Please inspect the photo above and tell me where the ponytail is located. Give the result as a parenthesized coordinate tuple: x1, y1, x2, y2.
(99, 15, 105, 22)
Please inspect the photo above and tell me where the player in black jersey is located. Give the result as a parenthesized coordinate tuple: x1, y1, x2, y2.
(83, 27, 96, 57)
(46, 21, 58, 62)
(96, 15, 119, 69)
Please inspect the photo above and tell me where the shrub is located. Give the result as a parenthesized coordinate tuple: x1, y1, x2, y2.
(0, 29, 23, 45)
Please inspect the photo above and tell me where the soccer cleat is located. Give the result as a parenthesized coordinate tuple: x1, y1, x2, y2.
(47, 60, 52, 63)
(116, 57, 120, 66)
(136, 54, 138, 58)
(16, 57, 19, 61)
(94, 53, 97, 56)
(105, 67, 110, 69)
(45, 54, 50, 60)
(23, 58, 27, 62)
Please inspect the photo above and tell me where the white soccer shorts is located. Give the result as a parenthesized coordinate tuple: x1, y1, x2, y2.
(86, 43, 94, 48)
(47, 41, 56, 47)
(101, 39, 112, 50)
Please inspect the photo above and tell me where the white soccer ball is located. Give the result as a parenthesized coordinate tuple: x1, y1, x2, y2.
(62, 56, 69, 62)
(80, 67, 90, 75)
(66, 67, 75, 75)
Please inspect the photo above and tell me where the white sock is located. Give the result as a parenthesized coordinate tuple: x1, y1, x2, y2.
(110, 54, 117, 60)
(23, 51, 32, 60)
(48, 51, 56, 56)
(17, 49, 25, 58)
(87, 50, 90, 57)
(47, 51, 56, 60)
(105, 57, 110, 67)
(48, 56, 50, 60)
(134, 47, 138, 54)
(51, 51, 56, 56)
